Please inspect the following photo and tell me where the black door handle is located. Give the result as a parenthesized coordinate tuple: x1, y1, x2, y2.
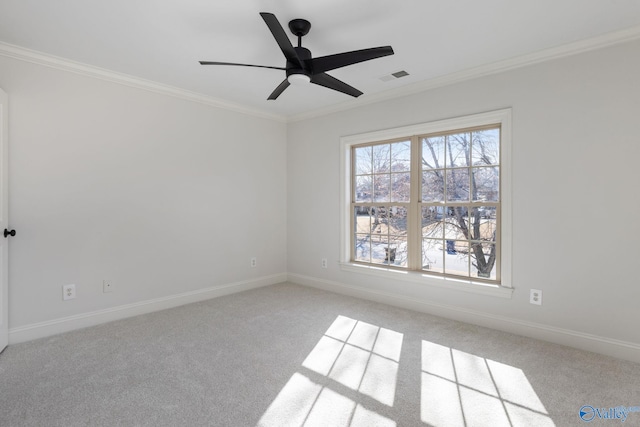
(4, 229, 15, 238)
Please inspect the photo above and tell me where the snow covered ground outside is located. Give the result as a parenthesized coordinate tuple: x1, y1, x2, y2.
(354, 238, 496, 280)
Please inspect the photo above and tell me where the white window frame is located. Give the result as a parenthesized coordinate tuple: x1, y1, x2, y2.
(340, 109, 513, 298)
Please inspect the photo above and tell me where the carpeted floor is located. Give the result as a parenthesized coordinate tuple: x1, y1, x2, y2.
(1, 282, 638, 426)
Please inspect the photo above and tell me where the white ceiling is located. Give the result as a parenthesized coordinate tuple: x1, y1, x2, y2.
(1, 0, 640, 119)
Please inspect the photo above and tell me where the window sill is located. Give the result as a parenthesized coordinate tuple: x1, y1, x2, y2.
(340, 262, 513, 299)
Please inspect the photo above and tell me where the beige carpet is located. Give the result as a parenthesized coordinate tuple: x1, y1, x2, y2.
(1, 282, 639, 426)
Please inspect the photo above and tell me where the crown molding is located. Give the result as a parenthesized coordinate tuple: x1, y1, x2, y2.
(288, 24, 640, 123)
(0, 41, 287, 123)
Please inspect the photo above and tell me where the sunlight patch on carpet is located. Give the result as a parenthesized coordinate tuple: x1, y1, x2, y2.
(421, 340, 555, 427)
(258, 315, 402, 426)
(258, 315, 556, 426)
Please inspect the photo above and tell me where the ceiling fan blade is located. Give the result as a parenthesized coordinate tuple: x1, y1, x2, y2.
(268, 79, 291, 100)
(309, 46, 394, 74)
(199, 61, 286, 71)
(260, 12, 301, 68)
(310, 73, 363, 98)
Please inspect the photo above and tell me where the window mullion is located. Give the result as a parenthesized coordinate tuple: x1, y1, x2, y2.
(408, 136, 421, 270)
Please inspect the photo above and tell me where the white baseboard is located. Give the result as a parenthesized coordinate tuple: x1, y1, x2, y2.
(287, 273, 640, 364)
(9, 273, 287, 344)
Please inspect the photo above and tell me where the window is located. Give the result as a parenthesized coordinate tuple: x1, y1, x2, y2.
(341, 110, 511, 294)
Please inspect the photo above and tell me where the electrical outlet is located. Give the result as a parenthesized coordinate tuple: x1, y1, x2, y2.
(530, 289, 542, 305)
(321, 258, 328, 268)
(63, 284, 76, 301)
(103, 280, 113, 293)
(250, 257, 257, 268)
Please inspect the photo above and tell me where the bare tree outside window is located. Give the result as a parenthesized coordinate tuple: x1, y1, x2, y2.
(421, 128, 499, 279)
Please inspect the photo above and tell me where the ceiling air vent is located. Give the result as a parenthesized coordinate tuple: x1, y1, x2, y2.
(380, 70, 410, 82)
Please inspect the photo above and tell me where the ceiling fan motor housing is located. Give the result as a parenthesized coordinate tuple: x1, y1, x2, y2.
(287, 47, 312, 79)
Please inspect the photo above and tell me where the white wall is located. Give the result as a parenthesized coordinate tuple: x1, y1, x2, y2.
(287, 39, 640, 346)
(0, 55, 287, 331)
(2, 37, 639, 359)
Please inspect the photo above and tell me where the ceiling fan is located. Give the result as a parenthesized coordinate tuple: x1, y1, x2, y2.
(200, 12, 394, 100)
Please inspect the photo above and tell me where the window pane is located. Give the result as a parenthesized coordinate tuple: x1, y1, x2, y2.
(389, 236, 408, 267)
(444, 206, 469, 240)
(371, 237, 390, 265)
(354, 207, 372, 233)
(370, 206, 388, 240)
(472, 129, 499, 166)
(446, 169, 469, 202)
(354, 234, 371, 263)
(354, 207, 372, 262)
(471, 242, 497, 279)
(372, 144, 390, 173)
(388, 206, 408, 267)
(391, 173, 410, 202)
(355, 176, 372, 202)
(422, 206, 444, 239)
(373, 174, 390, 202)
(422, 170, 444, 202)
(469, 207, 497, 241)
(472, 167, 499, 202)
(444, 241, 469, 277)
(422, 136, 445, 170)
(355, 146, 373, 175)
(388, 206, 408, 235)
(391, 141, 411, 172)
(445, 133, 470, 168)
(422, 239, 443, 273)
